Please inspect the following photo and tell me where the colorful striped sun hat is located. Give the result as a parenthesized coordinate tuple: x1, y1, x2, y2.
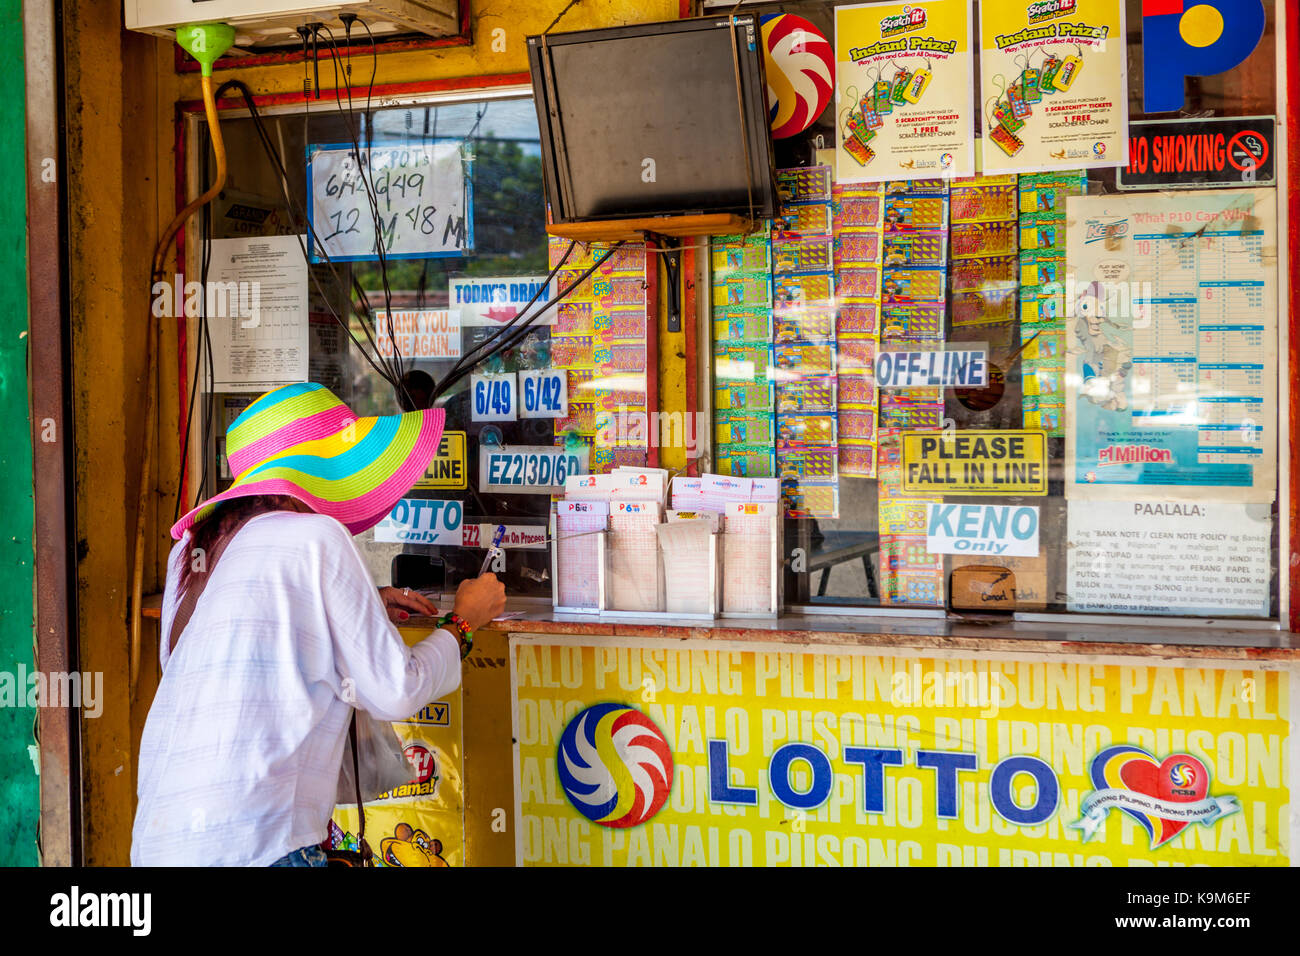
(170, 382, 445, 540)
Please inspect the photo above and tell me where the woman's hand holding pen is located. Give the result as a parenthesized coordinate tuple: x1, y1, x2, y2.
(452, 573, 507, 631)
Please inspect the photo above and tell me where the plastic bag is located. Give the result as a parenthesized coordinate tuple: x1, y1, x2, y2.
(335, 708, 415, 805)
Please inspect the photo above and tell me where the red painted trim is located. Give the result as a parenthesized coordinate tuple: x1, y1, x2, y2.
(1288, 7, 1299, 630)
(174, 0, 473, 73)
(645, 242, 660, 470)
(179, 72, 531, 113)
(679, 0, 694, 19)
(682, 245, 699, 477)
(174, 103, 190, 513)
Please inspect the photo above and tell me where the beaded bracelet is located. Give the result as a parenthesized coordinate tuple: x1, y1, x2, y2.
(439, 613, 474, 659)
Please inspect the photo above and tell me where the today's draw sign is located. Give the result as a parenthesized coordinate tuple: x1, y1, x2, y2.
(307, 142, 472, 262)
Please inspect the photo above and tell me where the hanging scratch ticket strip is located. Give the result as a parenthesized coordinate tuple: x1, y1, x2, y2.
(549, 238, 651, 473)
(1017, 170, 1085, 436)
(774, 171, 839, 515)
(834, 0, 976, 182)
(833, 182, 885, 478)
(878, 179, 950, 442)
(977, 0, 1128, 175)
(877, 437, 945, 606)
(711, 231, 776, 478)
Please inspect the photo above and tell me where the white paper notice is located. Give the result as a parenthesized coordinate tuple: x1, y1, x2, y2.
(1067, 501, 1271, 617)
(209, 235, 309, 392)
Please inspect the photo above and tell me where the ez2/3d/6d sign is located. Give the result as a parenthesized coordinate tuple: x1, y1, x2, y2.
(1142, 0, 1266, 114)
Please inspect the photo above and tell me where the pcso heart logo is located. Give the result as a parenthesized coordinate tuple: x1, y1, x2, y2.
(557, 703, 674, 828)
(761, 13, 834, 139)
(1069, 745, 1240, 848)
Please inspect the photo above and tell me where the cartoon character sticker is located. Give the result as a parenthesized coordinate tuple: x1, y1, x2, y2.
(380, 822, 451, 867)
(1072, 280, 1132, 412)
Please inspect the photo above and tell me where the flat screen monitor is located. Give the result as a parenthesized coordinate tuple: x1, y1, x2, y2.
(527, 15, 778, 224)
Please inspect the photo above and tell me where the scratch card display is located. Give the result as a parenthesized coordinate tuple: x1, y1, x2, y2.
(833, 181, 884, 479)
(1016, 171, 1084, 437)
(773, 173, 839, 515)
(778, 166, 833, 203)
(714, 309, 772, 344)
(712, 231, 777, 478)
(951, 221, 1017, 259)
(549, 237, 651, 472)
(882, 232, 947, 266)
(949, 255, 1018, 293)
(977, 0, 1128, 175)
(834, 0, 975, 182)
(776, 201, 835, 236)
(876, 438, 944, 606)
(775, 310, 835, 345)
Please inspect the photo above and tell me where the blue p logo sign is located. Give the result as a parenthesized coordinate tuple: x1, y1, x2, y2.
(1142, 0, 1265, 113)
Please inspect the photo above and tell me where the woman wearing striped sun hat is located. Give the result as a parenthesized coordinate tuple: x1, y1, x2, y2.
(131, 382, 505, 867)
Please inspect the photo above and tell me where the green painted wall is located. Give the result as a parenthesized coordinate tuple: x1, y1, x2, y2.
(0, 0, 39, 867)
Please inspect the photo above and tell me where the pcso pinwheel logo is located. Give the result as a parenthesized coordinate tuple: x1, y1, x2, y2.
(760, 14, 834, 139)
(557, 703, 674, 828)
(1069, 745, 1239, 848)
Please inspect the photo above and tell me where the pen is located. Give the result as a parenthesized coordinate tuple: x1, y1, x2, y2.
(479, 524, 506, 576)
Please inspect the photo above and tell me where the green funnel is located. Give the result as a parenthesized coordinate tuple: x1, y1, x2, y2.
(176, 23, 236, 76)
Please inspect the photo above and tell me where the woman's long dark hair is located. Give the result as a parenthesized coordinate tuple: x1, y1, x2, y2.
(176, 494, 305, 597)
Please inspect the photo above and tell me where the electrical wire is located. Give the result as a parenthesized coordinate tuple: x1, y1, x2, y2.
(430, 240, 626, 403)
(211, 80, 405, 392)
(316, 24, 406, 393)
(133, 71, 229, 697)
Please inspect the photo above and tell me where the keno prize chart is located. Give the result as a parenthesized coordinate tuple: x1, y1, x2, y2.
(1065, 188, 1277, 504)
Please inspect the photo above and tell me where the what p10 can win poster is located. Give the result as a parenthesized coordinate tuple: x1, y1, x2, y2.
(1063, 188, 1278, 504)
(977, 0, 1128, 175)
(511, 637, 1293, 866)
(834, 0, 976, 182)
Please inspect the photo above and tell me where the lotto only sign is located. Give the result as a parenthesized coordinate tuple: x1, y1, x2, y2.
(902, 430, 1047, 495)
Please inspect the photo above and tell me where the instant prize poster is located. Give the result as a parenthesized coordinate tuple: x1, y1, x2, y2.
(835, 0, 976, 183)
(978, 0, 1128, 175)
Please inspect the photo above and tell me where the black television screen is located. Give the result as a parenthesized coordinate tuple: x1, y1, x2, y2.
(527, 16, 778, 224)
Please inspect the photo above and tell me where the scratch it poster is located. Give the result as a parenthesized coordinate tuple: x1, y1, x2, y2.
(978, 0, 1127, 175)
(834, 0, 975, 183)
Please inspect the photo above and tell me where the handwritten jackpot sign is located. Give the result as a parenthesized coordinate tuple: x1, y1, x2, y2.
(511, 638, 1292, 866)
(902, 429, 1047, 494)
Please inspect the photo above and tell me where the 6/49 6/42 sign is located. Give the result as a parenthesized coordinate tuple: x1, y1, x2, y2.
(479, 445, 589, 495)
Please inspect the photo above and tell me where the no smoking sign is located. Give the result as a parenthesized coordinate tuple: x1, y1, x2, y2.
(1120, 116, 1276, 190)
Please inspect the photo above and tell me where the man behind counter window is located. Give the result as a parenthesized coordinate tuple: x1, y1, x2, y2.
(131, 382, 505, 867)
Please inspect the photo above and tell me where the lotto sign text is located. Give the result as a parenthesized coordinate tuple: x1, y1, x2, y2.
(472, 373, 516, 422)
(519, 369, 568, 419)
(373, 498, 462, 545)
(902, 430, 1047, 494)
(512, 638, 1290, 866)
(480, 445, 589, 494)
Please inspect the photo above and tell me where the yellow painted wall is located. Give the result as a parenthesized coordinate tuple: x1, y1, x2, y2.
(69, 0, 687, 865)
